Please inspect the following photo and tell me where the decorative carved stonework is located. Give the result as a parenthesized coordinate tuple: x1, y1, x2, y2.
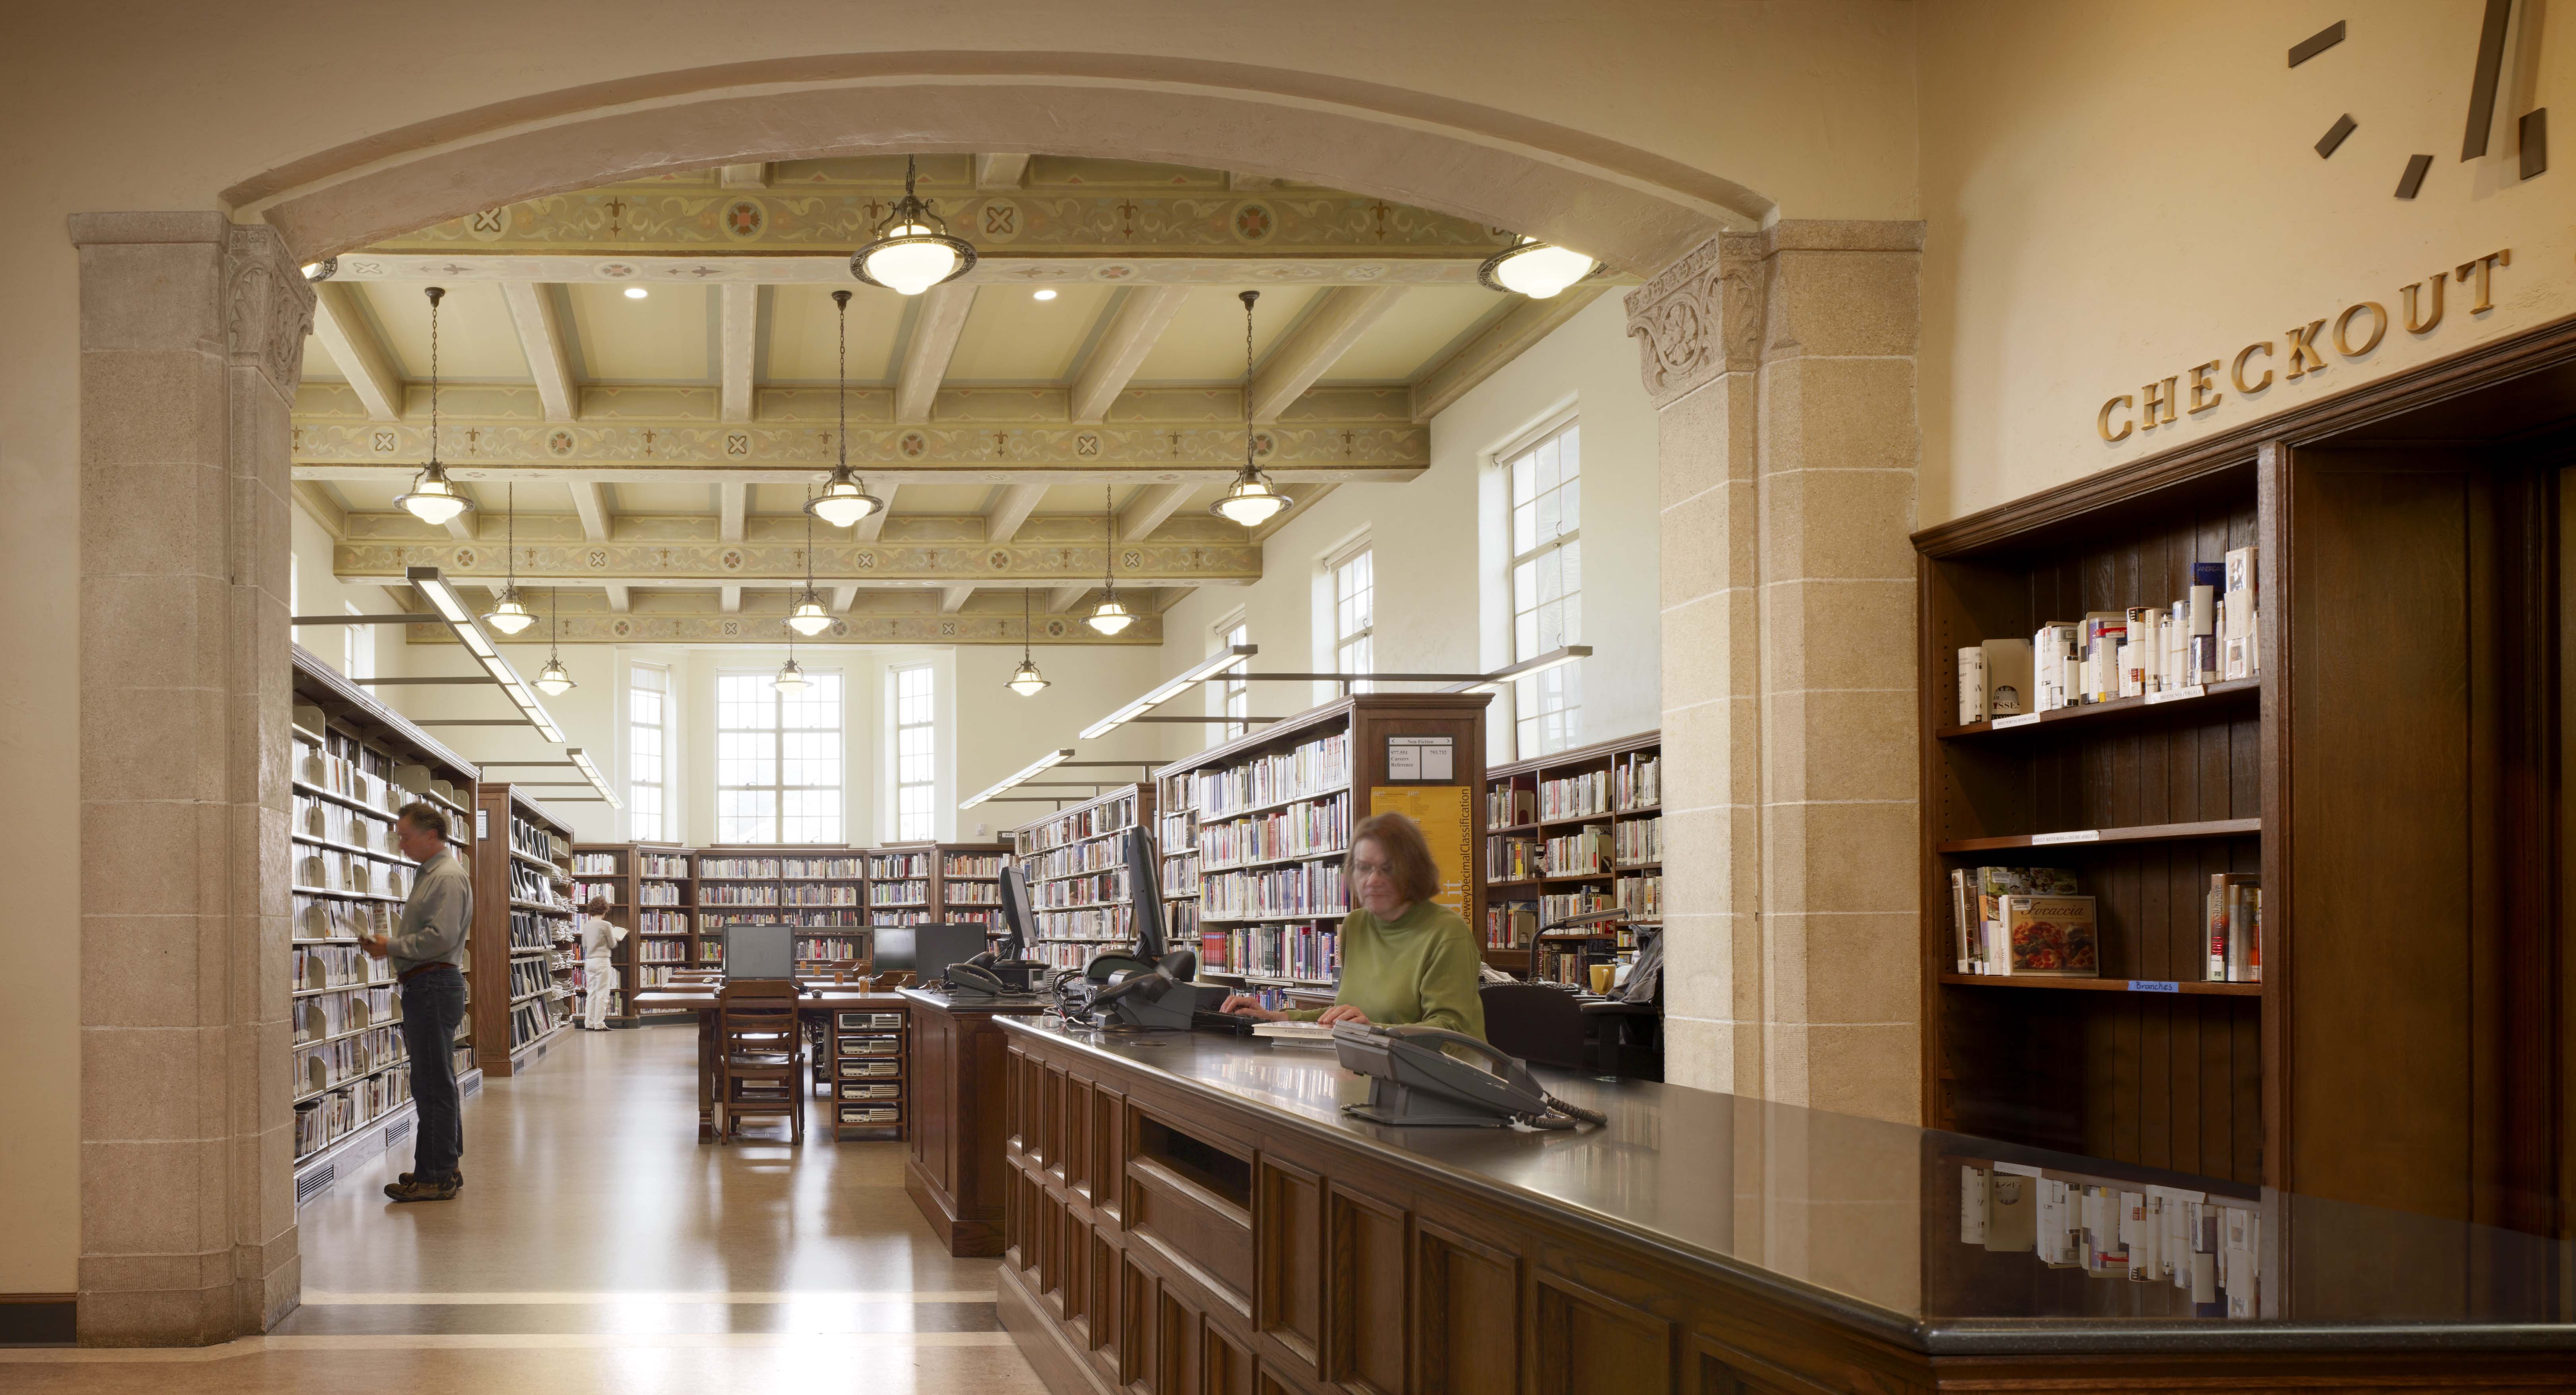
(1623, 232, 1762, 407)
(224, 225, 314, 391)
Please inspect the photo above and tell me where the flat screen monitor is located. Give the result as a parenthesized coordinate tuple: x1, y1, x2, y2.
(1123, 825, 1168, 959)
(997, 866, 1035, 958)
(723, 921, 796, 980)
(874, 922, 990, 983)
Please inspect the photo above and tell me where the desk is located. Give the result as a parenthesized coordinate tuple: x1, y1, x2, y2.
(630, 987, 909, 1142)
(994, 1016, 2573, 1395)
(899, 987, 1055, 1256)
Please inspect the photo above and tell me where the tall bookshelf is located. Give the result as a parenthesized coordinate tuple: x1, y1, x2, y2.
(1156, 693, 1491, 1004)
(1011, 785, 1156, 972)
(936, 842, 1012, 936)
(1482, 731, 1663, 985)
(572, 842, 664, 1026)
(288, 647, 482, 1201)
(473, 785, 579, 1077)
(633, 844, 696, 1001)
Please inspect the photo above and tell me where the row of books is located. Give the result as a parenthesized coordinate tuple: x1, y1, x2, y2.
(1956, 548, 2260, 722)
(296, 849, 414, 900)
(2206, 874, 2263, 983)
(1539, 770, 1611, 821)
(633, 964, 691, 987)
(1950, 867, 2090, 975)
(1031, 904, 1137, 941)
(702, 884, 782, 905)
(506, 860, 558, 904)
(1615, 874, 1663, 919)
(507, 957, 556, 1000)
(1028, 867, 1128, 909)
(1614, 815, 1661, 865)
(1199, 790, 1349, 867)
(1162, 855, 1203, 895)
(1488, 834, 1541, 882)
(796, 935, 868, 962)
(946, 881, 1000, 905)
(296, 746, 409, 818)
(1486, 901, 1537, 949)
(571, 851, 618, 875)
(1612, 751, 1661, 809)
(297, 986, 396, 1043)
(296, 797, 399, 855)
(865, 853, 927, 878)
(1160, 900, 1195, 940)
(867, 879, 927, 905)
(295, 1025, 405, 1101)
(699, 856, 783, 878)
(293, 1065, 411, 1158)
(1204, 923, 1341, 982)
(639, 881, 684, 905)
(509, 814, 568, 867)
(1489, 785, 1536, 828)
(943, 852, 1005, 878)
(638, 938, 690, 963)
(294, 893, 396, 942)
(784, 855, 866, 878)
(1025, 941, 1095, 970)
(571, 879, 620, 906)
(507, 997, 562, 1049)
(1017, 793, 1139, 853)
(293, 942, 394, 993)
(639, 909, 689, 935)
(1019, 835, 1129, 883)
(641, 852, 690, 877)
(1959, 1164, 2260, 1317)
(1539, 889, 1615, 929)
(508, 909, 559, 952)
(785, 884, 863, 906)
(1544, 827, 1613, 876)
(1205, 862, 1348, 921)
(1191, 732, 1350, 820)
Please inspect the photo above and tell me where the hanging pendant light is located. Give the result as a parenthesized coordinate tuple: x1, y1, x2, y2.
(807, 289, 885, 527)
(484, 482, 537, 633)
(534, 587, 576, 696)
(395, 287, 476, 527)
(1008, 588, 1051, 696)
(1086, 484, 1134, 636)
(1210, 289, 1290, 528)
(773, 656, 810, 692)
(787, 490, 833, 636)
(848, 155, 976, 296)
(1476, 234, 1601, 299)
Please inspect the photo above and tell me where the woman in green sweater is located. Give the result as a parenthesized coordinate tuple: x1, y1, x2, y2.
(1219, 811, 1486, 1039)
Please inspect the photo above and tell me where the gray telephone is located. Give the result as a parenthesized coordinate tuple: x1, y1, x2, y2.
(1331, 1022, 1610, 1131)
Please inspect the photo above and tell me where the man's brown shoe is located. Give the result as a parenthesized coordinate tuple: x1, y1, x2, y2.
(385, 1175, 458, 1203)
(396, 1170, 462, 1191)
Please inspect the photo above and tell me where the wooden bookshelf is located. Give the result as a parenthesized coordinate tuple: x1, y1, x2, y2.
(1481, 730, 1661, 985)
(472, 785, 579, 1077)
(631, 844, 696, 1005)
(1010, 784, 1156, 973)
(573, 842, 666, 1026)
(288, 647, 484, 1201)
(1156, 693, 1491, 1004)
(933, 842, 1012, 936)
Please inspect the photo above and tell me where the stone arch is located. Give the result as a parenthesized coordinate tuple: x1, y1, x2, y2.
(231, 53, 1760, 273)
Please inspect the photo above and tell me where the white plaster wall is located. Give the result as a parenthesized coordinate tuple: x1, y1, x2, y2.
(1156, 293, 1661, 768)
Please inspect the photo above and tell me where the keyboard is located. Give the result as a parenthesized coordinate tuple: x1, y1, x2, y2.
(1191, 1010, 1257, 1035)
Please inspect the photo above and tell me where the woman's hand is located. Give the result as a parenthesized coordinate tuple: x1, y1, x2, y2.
(1315, 1004, 1372, 1027)
(1220, 994, 1288, 1022)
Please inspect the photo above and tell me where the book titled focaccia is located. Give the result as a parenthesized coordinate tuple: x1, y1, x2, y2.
(1999, 894, 2099, 976)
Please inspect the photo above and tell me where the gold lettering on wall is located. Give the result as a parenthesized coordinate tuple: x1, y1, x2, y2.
(2187, 360, 2224, 414)
(2098, 395, 2135, 442)
(2403, 275, 2446, 333)
(2232, 342, 2275, 394)
(2092, 247, 2512, 444)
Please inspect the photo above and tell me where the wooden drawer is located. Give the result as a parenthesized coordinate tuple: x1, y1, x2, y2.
(836, 1010, 903, 1031)
(837, 1080, 901, 1100)
(839, 1104, 902, 1125)
(838, 1035, 901, 1058)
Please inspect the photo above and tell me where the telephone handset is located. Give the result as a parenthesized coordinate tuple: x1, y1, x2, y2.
(946, 949, 1045, 997)
(1332, 1022, 1609, 1131)
(1080, 949, 1206, 1029)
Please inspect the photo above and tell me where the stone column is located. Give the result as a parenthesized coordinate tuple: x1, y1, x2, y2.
(1631, 221, 1924, 1125)
(72, 212, 308, 1344)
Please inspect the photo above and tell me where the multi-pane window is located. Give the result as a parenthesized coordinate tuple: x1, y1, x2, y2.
(891, 664, 935, 842)
(716, 670, 843, 843)
(1508, 420, 1582, 756)
(629, 664, 669, 841)
(1329, 543, 1373, 694)
(1218, 617, 1250, 739)
(342, 601, 375, 682)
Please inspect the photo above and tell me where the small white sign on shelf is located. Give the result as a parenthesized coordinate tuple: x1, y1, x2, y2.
(2144, 685, 2208, 706)
(1385, 734, 1453, 781)
(1991, 713, 2043, 729)
(2029, 830, 2100, 845)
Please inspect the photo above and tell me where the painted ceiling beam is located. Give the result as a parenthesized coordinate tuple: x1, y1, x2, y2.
(1048, 584, 1091, 612)
(1408, 286, 1607, 424)
(719, 483, 746, 542)
(940, 584, 976, 613)
(444, 482, 480, 541)
(719, 283, 757, 424)
(1068, 285, 1191, 424)
(984, 482, 1047, 544)
(973, 153, 1031, 191)
(719, 585, 742, 614)
(1249, 286, 1407, 422)
(567, 481, 612, 542)
(292, 481, 347, 539)
(325, 254, 1497, 289)
(894, 283, 975, 424)
(828, 583, 859, 612)
(849, 482, 898, 543)
(604, 583, 632, 613)
(309, 282, 404, 422)
(717, 163, 771, 189)
(498, 281, 578, 424)
(1118, 482, 1192, 542)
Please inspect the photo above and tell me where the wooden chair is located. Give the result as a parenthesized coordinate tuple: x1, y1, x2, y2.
(715, 979, 804, 1144)
(1477, 982, 1588, 1071)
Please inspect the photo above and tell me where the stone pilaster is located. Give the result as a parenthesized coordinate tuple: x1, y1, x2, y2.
(71, 212, 309, 1344)
(1631, 221, 1923, 1125)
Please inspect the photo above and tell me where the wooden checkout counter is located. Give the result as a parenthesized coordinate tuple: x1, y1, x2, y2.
(990, 1016, 2574, 1395)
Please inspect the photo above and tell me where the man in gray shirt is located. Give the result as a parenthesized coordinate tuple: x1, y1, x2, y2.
(361, 802, 473, 1202)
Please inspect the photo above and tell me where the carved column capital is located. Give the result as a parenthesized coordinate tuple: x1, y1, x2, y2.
(1623, 231, 1763, 407)
(224, 224, 314, 392)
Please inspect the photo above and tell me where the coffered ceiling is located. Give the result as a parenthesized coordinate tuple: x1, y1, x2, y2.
(292, 155, 1614, 644)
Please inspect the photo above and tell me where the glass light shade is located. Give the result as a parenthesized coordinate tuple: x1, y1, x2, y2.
(1210, 474, 1291, 527)
(773, 658, 810, 693)
(484, 590, 536, 635)
(858, 225, 962, 295)
(807, 476, 883, 528)
(1480, 240, 1598, 299)
(1086, 596, 1134, 636)
(534, 657, 576, 696)
(787, 592, 833, 637)
(396, 468, 473, 527)
(1007, 659, 1051, 696)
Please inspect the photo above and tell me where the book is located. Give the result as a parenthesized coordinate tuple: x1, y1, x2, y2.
(1982, 637, 2034, 717)
(2034, 622, 2081, 711)
(1998, 894, 2098, 976)
(1987, 1163, 2040, 1252)
(1950, 868, 1974, 972)
(1957, 645, 1987, 725)
(1252, 1021, 1337, 1047)
(2081, 611, 2126, 703)
(1966, 867, 2080, 973)
(2223, 546, 2258, 679)
(2207, 874, 2259, 981)
(2191, 562, 2223, 682)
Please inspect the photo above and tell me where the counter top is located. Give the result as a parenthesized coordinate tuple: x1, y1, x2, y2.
(999, 1016, 2576, 1356)
(899, 987, 1056, 1014)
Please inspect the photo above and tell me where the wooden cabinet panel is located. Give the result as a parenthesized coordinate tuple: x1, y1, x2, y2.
(1097, 1087, 1130, 1225)
(1415, 1221, 1519, 1395)
(1131, 1156, 1255, 1315)
(1535, 1273, 1672, 1395)
(1257, 1157, 1324, 1376)
(1124, 1252, 1160, 1391)
(1325, 1183, 1410, 1395)
(1206, 1325, 1255, 1395)
(1068, 1074, 1096, 1199)
(1092, 1228, 1123, 1356)
(1160, 1285, 1207, 1395)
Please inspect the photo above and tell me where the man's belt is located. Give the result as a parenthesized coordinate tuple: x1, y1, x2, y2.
(399, 961, 462, 984)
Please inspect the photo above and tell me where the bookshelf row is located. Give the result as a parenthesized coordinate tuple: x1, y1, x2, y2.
(1482, 731, 1663, 987)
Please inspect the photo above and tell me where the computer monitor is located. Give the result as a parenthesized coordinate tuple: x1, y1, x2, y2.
(1123, 825, 1168, 960)
(723, 921, 796, 980)
(873, 922, 990, 983)
(996, 866, 1035, 958)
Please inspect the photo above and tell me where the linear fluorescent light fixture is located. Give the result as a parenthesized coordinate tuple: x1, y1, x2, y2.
(1443, 644, 1595, 693)
(565, 747, 621, 809)
(1078, 645, 1257, 740)
(407, 565, 566, 743)
(960, 748, 1076, 811)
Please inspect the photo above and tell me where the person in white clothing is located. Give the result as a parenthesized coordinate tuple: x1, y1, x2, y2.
(579, 894, 627, 1030)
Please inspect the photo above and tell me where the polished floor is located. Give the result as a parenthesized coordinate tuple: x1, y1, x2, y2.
(4, 1024, 1047, 1392)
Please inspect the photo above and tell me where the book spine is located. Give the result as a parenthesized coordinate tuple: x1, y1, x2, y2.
(2206, 881, 2229, 981)
(2190, 566, 2220, 681)
(2226, 881, 2257, 982)
(1951, 868, 1972, 973)
(2249, 887, 2262, 983)
(1958, 646, 1987, 725)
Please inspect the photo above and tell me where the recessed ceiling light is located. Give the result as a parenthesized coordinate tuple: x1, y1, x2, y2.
(623, 286, 648, 299)
(1032, 288, 1057, 301)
